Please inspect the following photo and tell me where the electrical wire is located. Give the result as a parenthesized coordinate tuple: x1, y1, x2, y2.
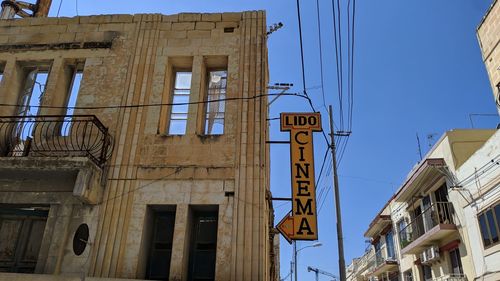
(347, 0, 356, 131)
(331, 0, 344, 131)
(295, 0, 331, 147)
(315, 0, 327, 111)
(0, 92, 308, 111)
(56, 0, 63, 17)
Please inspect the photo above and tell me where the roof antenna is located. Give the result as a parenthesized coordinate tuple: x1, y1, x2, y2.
(416, 133, 423, 161)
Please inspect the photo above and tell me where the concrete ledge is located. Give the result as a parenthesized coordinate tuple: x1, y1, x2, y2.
(0, 273, 147, 281)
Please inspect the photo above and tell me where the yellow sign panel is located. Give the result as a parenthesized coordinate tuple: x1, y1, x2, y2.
(280, 112, 322, 241)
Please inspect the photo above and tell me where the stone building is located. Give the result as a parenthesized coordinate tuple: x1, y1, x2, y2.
(477, 0, 500, 117)
(0, 10, 277, 281)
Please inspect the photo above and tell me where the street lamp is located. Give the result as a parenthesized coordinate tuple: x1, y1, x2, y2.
(294, 242, 322, 281)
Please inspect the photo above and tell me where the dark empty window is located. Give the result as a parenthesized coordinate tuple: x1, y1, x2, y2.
(404, 270, 413, 281)
(421, 264, 432, 281)
(146, 211, 176, 280)
(0, 206, 49, 273)
(449, 248, 463, 275)
(188, 210, 218, 281)
(478, 201, 500, 249)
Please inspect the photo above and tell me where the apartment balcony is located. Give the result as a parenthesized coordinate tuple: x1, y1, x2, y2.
(399, 202, 457, 255)
(0, 115, 112, 166)
(0, 115, 113, 204)
(433, 274, 467, 281)
(367, 248, 398, 277)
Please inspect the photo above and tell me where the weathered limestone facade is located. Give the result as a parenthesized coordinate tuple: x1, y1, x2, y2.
(477, 0, 500, 116)
(0, 11, 276, 281)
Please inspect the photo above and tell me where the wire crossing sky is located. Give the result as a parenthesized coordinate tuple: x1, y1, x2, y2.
(50, 0, 498, 279)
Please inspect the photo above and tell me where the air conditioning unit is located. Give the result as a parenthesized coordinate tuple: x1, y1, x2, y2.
(419, 251, 427, 263)
(421, 246, 440, 264)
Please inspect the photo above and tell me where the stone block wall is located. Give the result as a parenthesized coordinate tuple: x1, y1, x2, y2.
(0, 10, 273, 281)
(477, 0, 500, 115)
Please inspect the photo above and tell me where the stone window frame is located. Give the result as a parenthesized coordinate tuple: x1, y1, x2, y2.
(196, 56, 228, 136)
(158, 57, 193, 136)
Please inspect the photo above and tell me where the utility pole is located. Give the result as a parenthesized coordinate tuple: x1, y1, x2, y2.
(328, 105, 346, 281)
(293, 241, 297, 281)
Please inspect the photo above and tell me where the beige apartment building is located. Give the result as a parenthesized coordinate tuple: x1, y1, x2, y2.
(0, 9, 277, 281)
(347, 1, 500, 281)
(347, 129, 498, 281)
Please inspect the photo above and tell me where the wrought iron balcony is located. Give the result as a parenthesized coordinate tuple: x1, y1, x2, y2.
(0, 115, 113, 167)
(399, 202, 457, 254)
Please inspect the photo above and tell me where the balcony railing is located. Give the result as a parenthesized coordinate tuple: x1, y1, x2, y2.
(399, 202, 455, 249)
(0, 115, 113, 167)
(433, 273, 467, 281)
(366, 246, 398, 276)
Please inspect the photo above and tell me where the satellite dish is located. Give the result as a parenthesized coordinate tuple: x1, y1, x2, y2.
(73, 223, 89, 256)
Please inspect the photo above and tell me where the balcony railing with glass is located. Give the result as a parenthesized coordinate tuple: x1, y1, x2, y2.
(398, 202, 455, 251)
(0, 115, 113, 167)
(367, 246, 398, 276)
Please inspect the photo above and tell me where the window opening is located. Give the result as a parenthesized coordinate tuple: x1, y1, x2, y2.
(188, 210, 218, 281)
(168, 72, 192, 135)
(421, 264, 432, 281)
(146, 211, 176, 280)
(204, 70, 227, 135)
(0, 64, 4, 83)
(449, 248, 463, 275)
(62, 67, 83, 136)
(385, 230, 395, 259)
(478, 202, 500, 248)
(397, 219, 408, 247)
(404, 270, 413, 281)
(0, 206, 49, 273)
(16, 67, 50, 140)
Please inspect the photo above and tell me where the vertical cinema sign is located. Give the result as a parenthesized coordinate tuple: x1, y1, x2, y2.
(280, 112, 321, 240)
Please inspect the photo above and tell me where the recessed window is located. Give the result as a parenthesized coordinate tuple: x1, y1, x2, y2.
(478, 202, 500, 248)
(17, 66, 51, 140)
(204, 70, 227, 135)
(404, 270, 413, 281)
(421, 264, 432, 281)
(449, 248, 463, 275)
(0, 63, 4, 83)
(188, 210, 218, 281)
(62, 65, 84, 136)
(0, 206, 49, 273)
(168, 72, 192, 135)
(146, 210, 176, 280)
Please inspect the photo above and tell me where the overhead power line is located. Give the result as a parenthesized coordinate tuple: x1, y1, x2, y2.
(0, 93, 308, 111)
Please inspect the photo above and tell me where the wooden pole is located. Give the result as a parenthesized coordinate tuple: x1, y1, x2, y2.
(34, 0, 51, 17)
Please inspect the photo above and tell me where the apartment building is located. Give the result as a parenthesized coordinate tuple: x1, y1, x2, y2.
(347, 1, 500, 280)
(0, 10, 276, 281)
(363, 199, 398, 281)
(348, 130, 498, 281)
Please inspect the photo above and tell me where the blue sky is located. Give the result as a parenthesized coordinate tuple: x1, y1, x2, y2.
(52, 0, 499, 280)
